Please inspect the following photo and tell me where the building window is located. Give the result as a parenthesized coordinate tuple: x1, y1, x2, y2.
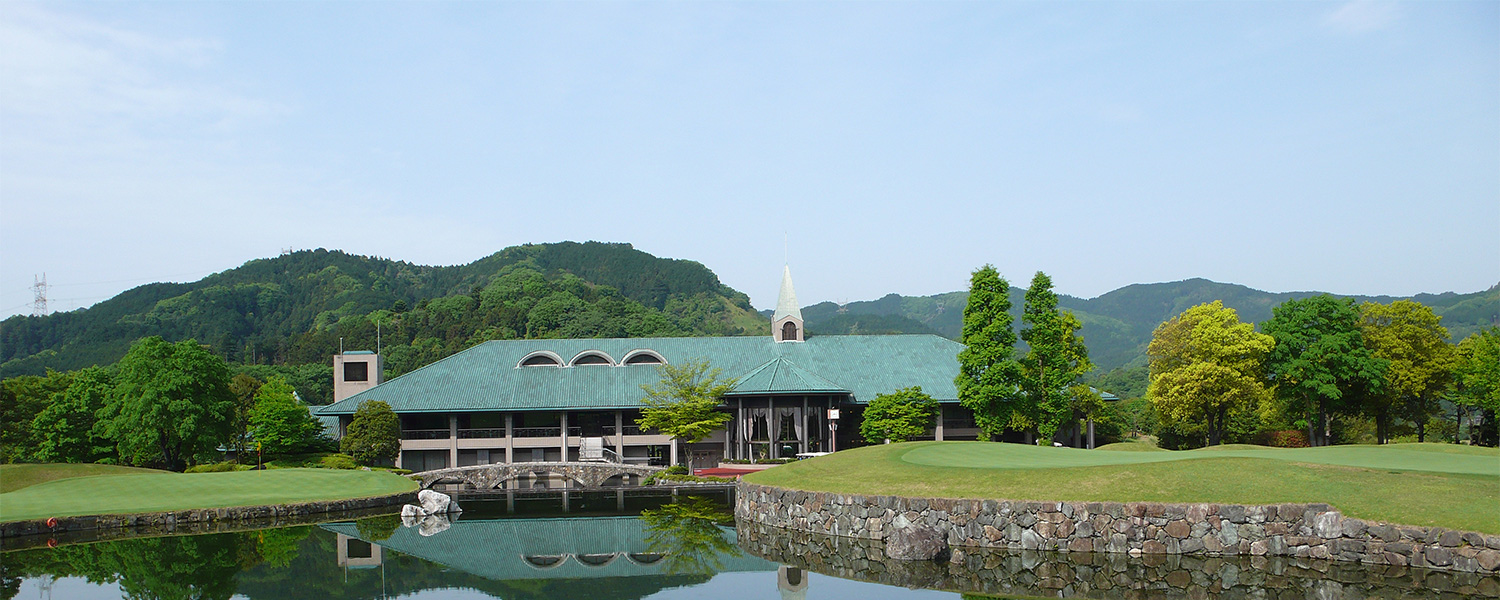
(624, 352, 665, 365)
(521, 354, 562, 367)
(343, 361, 368, 382)
(781, 321, 798, 340)
(572, 353, 612, 366)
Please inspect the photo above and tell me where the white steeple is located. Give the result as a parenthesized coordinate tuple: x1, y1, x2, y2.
(772, 265, 804, 342)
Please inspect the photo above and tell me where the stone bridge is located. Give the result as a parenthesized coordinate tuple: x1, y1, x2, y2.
(414, 462, 666, 490)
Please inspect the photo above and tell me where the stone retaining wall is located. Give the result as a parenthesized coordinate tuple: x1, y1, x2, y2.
(0, 491, 416, 542)
(737, 520, 1500, 598)
(737, 482, 1500, 575)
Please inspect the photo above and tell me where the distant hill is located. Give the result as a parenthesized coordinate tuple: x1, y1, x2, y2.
(0, 242, 767, 379)
(802, 279, 1500, 371)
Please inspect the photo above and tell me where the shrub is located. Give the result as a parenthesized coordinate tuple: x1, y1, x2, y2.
(1260, 430, 1310, 448)
(186, 462, 242, 473)
(319, 454, 359, 470)
(665, 465, 689, 475)
(341, 400, 400, 466)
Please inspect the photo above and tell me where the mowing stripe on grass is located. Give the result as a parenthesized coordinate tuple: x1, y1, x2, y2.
(0, 468, 416, 522)
(899, 442, 1500, 476)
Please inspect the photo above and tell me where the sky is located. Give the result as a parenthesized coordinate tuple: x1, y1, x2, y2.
(1, 1, 1496, 318)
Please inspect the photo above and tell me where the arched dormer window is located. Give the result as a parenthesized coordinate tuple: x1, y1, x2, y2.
(518, 351, 563, 368)
(570, 351, 615, 367)
(781, 321, 799, 341)
(622, 350, 666, 366)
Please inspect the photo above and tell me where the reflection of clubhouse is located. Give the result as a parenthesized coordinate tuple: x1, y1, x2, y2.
(318, 267, 1108, 472)
(323, 515, 778, 580)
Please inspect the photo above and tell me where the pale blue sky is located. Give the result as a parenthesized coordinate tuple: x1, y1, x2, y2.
(2, 1, 1496, 318)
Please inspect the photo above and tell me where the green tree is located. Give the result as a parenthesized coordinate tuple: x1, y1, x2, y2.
(1454, 327, 1500, 446)
(97, 337, 236, 470)
(955, 265, 1023, 440)
(1262, 295, 1387, 446)
(859, 386, 939, 444)
(1018, 272, 1093, 443)
(637, 360, 735, 466)
(639, 497, 741, 576)
(341, 400, 401, 466)
(1147, 301, 1274, 446)
(228, 373, 262, 454)
(30, 366, 116, 463)
(1358, 300, 1456, 443)
(0, 369, 73, 462)
(250, 376, 324, 456)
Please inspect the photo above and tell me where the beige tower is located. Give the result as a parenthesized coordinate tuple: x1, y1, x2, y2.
(772, 265, 804, 342)
(333, 350, 383, 403)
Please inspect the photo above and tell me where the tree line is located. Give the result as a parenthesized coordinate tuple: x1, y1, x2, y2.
(950, 265, 1498, 449)
(0, 336, 402, 470)
(1144, 296, 1498, 448)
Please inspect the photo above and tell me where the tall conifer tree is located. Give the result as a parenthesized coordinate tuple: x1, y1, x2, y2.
(955, 265, 1022, 440)
(1018, 272, 1093, 443)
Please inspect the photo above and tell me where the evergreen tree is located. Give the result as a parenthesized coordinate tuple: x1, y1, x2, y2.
(341, 400, 401, 466)
(955, 265, 1023, 440)
(1018, 272, 1093, 443)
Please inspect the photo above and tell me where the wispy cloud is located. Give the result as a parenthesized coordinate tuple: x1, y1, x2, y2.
(1324, 0, 1400, 34)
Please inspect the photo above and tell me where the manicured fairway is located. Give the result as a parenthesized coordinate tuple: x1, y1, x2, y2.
(0, 468, 416, 523)
(901, 441, 1500, 476)
(745, 442, 1500, 534)
(0, 463, 166, 493)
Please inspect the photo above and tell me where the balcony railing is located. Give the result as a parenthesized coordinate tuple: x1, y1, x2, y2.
(458, 428, 505, 439)
(512, 427, 583, 438)
(601, 425, 650, 436)
(401, 429, 450, 440)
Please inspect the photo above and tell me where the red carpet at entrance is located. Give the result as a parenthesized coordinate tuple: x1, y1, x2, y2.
(693, 467, 759, 478)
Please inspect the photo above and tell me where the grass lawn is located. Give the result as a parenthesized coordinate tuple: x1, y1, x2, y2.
(745, 442, 1500, 534)
(0, 463, 166, 494)
(0, 467, 417, 523)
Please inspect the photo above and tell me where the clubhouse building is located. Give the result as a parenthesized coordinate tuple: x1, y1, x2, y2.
(317, 268, 1104, 472)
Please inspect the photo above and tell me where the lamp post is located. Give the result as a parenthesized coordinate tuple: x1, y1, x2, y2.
(827, 408, 840, 453)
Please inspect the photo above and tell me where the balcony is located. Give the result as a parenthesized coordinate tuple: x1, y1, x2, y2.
(401, 429, 450, 440)
(601, 425, 650, 436)
(458, 428, 505, 439)
(513, 427, 583, 438)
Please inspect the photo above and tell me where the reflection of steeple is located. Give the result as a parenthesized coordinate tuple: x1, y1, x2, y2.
(772, 266, 804, 343)
(778, 565, 808, 599)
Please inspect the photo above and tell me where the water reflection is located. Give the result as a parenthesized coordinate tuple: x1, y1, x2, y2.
(640, 496, 743, 576)
(737, 520, 1500, 599)
(5, 489, 1493, 600)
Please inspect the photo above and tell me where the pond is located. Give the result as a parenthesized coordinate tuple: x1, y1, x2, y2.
(3, 489, 1493, 599)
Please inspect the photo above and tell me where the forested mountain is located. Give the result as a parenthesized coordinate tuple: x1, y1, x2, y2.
(803, 279, 1500, 371)
(0, 242, 766, 381)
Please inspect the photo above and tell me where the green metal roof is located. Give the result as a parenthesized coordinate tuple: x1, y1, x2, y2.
(318, 334, 964, 415)
(321, 516, 775, 581)
(728, 357, 847, 395)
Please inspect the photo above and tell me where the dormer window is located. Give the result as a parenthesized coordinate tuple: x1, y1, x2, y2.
(519, 352, 563, 367)
(572, 352, 613, 366)
(622, 350, 666, 366)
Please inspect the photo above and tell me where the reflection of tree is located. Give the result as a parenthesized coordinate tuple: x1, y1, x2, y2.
(0, 531, 246, 600)
(256, 526, 311, 568)
(354, 514, 402, 541)
(638, 497, 740, 576)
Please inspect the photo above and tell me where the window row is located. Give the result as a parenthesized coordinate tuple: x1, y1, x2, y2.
(517, 349, 666, 368)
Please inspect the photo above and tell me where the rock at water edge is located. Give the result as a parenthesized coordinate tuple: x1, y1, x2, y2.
(886, 525, 949, 561)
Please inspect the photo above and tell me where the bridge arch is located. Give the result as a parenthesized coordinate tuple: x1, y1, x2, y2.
(415, 462, 665, 490)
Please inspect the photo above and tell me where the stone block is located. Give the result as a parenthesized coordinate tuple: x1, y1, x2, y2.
(1477, 549, 1500, 572)
(1311, 511, 1342, 538)
(886, 525, 949, 561)
(1068, 537, 1094, 553)
(1143, 540, 1166, 554)
(1440, 530, 1463, 548)
(1020, 528, 1042, 550)
(1427, 546, 1454, 567)
(1340, 517, 1366, 538)
(1221, 505, 1246, 524)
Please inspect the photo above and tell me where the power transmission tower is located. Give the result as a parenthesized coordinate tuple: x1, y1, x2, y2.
(31, 273, 48, 316)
